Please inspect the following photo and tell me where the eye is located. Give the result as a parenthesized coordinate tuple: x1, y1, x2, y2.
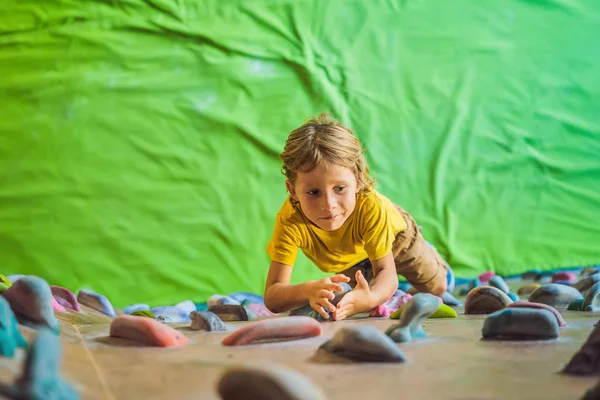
(307, 190, 319, 196)
(335, 186, 346, 193)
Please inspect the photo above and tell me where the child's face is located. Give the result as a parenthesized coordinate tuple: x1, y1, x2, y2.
(287, 162, 360, 231)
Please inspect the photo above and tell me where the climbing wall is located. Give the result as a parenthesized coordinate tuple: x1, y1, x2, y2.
(1, 0, 600, 307)
(2, 273, 600, 400)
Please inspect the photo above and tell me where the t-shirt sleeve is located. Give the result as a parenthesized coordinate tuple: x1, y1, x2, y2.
(266, 214, 301, 266)
(359, 196, 397, 261)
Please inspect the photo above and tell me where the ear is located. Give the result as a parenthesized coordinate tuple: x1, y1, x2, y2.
(285, 180, 298, 200)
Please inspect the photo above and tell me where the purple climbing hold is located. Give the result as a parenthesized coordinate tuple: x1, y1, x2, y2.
(50, 286, 80, 312)
(77, 289, 117, 317)
(3, 276, 59, 334)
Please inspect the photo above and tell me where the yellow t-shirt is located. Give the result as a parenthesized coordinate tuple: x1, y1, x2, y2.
(266, 190, 407, 273)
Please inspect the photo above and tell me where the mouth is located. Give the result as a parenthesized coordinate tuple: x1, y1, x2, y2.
(320, 214, 340, 221)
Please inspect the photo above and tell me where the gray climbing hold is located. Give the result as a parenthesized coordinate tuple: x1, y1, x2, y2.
(123, 304, 150, 315)
(190, 311, 227, 331)
(506, 292, 520, 302)
(573, 273, 600, 293)
(0, 328, 80, 400)
(528, 283, 583, 307)
(217, 364, 327, 400)
(482, 308, 559, 340)
(209, 304, 249, 321)
(289, 283, 352, 321)
(562, 324, 600, 376)
(488, 276, 510, 294)
(581, 379, 600, 400)
(0, 297, 28, 357)
(464, 286, 513, 315)
(385, 293, 439, 343)
(319, 325, 405, 363)
(3, 276, 59, 334)
(77, 289, 117, 317)
(150, 306, 191, 323)
(440, 291, 462, 306)
(581, 282, 600, 312)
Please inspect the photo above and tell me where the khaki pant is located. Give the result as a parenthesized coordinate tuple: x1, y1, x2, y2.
(342, 205, 448, 294)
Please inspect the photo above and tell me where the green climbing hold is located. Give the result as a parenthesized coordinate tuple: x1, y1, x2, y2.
(0, 275, 12, 294)
(390, 302, 457, 319)
(131, 310, 155, 318)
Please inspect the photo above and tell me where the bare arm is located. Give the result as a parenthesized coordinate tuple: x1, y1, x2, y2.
(264, 261, 351, 318)
(263, 261, 313, 313)
(368, 251, 399, 306)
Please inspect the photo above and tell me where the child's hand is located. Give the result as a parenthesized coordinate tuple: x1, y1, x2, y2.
(333, 270, 375, 321)
(307, 274, 351, 319)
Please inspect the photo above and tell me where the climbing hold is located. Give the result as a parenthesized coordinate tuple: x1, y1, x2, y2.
(562, 324, 600, 376)
(150, 306, 191, 323)
(131, 310, 155, 318)
(482, 308, 559, 340)
(319, 325, 405, 363)
(464, 286, 512, 315)
(50, 286, 80, 312)
(209, 305, 249, 321)
(77, 290, 117, 317)
(0, 296, 28, 357)
(0, 328, 79, 400)
(217, 364, 327, 400)
(109, 314, 188, 347)
(488, 276, 510, 294)
(506, 301, 566, 327)
(190, 311, 227, 332)
(222, 316, 321, 346)
(528, 284, 583, 307)
(386, 293, 439, 343)
(517, 284, 541, 296)
(3, 276, 59, 333)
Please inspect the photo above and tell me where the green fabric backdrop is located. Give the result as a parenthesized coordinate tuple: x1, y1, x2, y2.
(1, 0, 599, 307)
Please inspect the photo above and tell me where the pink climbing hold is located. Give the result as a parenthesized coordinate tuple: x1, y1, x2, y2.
(479, 271, 495, 283)
(110, 315, 189, 348)
(552, 272, 577, 284)
(51, 286, 81, 312)
(369, 294, 413, 318)
(507, 301, 566, 327)
(51, 297, 66, 312)
(222, 316, 321, 346)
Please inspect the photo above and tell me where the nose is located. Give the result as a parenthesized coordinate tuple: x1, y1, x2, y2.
(322, 193, 336, 211)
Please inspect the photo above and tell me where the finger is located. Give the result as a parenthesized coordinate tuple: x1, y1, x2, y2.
(330, 274, 351, 283)
(334, 306, 350, 321)
(323, 283, 344, 293)
(313, 305, 330, 319)
(318, 298, 336, 313)
(318, 289, 335, 300)
(355, 270, 370, 289)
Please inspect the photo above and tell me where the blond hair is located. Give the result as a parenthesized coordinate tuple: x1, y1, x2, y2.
(280, 112, 375, 195)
